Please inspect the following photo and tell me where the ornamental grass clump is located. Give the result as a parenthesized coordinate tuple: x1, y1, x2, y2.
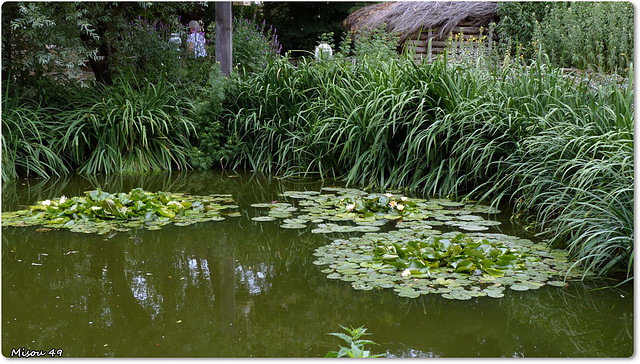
(59, 73, 196, 175)
(1, 93, 68, 182)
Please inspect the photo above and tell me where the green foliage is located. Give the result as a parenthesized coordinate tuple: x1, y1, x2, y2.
(188, 64, 237, 169)
(533, 2, 633, 73)
(325, 325, 384, 358)
(58, 73, 196, 175)
(374, 233, 525, 277)
(2, 2, 101, 92)
(1, 93, 68, 182)
(110, 16, 186, 83)
(495, 1, 554, 60)
(223, 17, 282, 75)
(351, 26, 400, 61)
(1, 188, 238, 234)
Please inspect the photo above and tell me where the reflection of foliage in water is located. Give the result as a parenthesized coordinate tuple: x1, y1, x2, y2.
(502, 282, 633, 357)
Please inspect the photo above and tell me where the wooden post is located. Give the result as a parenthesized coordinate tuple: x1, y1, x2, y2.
(215, 2, 233, 76)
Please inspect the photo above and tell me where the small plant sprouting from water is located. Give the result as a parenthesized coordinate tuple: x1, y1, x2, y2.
(325, 325, 385, 358)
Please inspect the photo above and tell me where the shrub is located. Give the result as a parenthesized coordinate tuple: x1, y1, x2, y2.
(111, 16, 187, 84)
(209, 17, 282, 75)
(495, 2, 554, 60)
(534, 2, 633, 73)
(188, 64, 236, 170)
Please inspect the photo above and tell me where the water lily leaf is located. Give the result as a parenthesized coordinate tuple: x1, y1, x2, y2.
(252, 216, 277, 222)
(280, 223, 307, 229)
(483, 267, 505, 278)
(509, 284, 530, 291)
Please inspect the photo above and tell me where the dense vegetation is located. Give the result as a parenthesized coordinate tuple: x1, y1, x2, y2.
(1, 2, 633, 282)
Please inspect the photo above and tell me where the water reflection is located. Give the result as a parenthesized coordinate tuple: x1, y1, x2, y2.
(2, 171, 633, 357)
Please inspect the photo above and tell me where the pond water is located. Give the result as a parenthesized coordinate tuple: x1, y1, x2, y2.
(2, 171, 633, 357)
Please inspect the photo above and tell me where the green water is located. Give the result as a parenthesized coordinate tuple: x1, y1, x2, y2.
(2, 171, 633, 357)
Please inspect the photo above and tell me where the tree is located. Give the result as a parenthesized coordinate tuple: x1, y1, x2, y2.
(2, 2, 101, 88)
(215, 2, 232, 76)
(2, 2, 206, 89)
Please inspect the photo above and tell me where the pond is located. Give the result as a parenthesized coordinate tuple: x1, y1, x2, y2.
(2, 171, 633, 357)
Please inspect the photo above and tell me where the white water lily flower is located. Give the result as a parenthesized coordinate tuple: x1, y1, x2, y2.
(384, 193, 393, 198)
(401, 268, 411, 277)
(389, 201, 397, 208)
(167, 200, 182, 208)
(42, 199, 51, 206)
(59, 196, 67, 204)
(346, 203, 355, 211)
(397, 204, 405, 211)
(400, 196, 408, 201)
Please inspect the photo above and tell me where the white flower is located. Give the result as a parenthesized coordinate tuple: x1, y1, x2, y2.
(400, 196, 408, 201)
(42, 199, 51, 206)
(346, 203, 355, 211)
(384, 193, 393, 198)
(90, 206, 102, 211)
(59, 196, 67, 204)
(389, 201, 397, 208)
(397, 204, 405, 211)
(401, 268, 411, 277)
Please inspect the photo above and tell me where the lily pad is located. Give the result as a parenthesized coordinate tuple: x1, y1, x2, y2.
(509, 284, 530, 291)
(2, 188, 238, 235)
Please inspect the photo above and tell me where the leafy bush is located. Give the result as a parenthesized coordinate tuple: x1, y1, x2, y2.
(352, 26, 400, 61)
(188, 64, 236, 170)
(58, 73, 196, 175)
(210, 17, 282, 75)
(111, 16, 186, 83)
(495, 2, 554, 60)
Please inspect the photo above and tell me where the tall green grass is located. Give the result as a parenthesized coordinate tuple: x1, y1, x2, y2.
(58, 74, 196, 174)
(220, 55, 633, 280)
(1, 93, 68, 182)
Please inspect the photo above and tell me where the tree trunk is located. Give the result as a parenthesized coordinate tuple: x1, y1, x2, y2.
(215, 2, 232, 77)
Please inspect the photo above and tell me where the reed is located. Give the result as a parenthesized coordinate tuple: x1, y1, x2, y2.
(1, 93, 68, 182)
(58, 73, 196, 175)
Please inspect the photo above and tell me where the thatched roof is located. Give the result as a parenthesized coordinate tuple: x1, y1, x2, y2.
(344, 1, 498, 43)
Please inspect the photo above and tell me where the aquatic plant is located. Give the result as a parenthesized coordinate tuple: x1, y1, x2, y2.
(325, 325, 384, 358)
(1, 188, 239, 234)
(249, 187, 582, 300)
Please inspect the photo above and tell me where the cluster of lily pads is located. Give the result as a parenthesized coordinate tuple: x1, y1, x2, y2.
(250, 187, 581, 300)
(1, 188, 239, 234)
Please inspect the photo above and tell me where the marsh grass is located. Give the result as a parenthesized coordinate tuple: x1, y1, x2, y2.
(1, 93, 68, 182)
(58, 74, 196, 174)
(222, 54, 633, 280)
